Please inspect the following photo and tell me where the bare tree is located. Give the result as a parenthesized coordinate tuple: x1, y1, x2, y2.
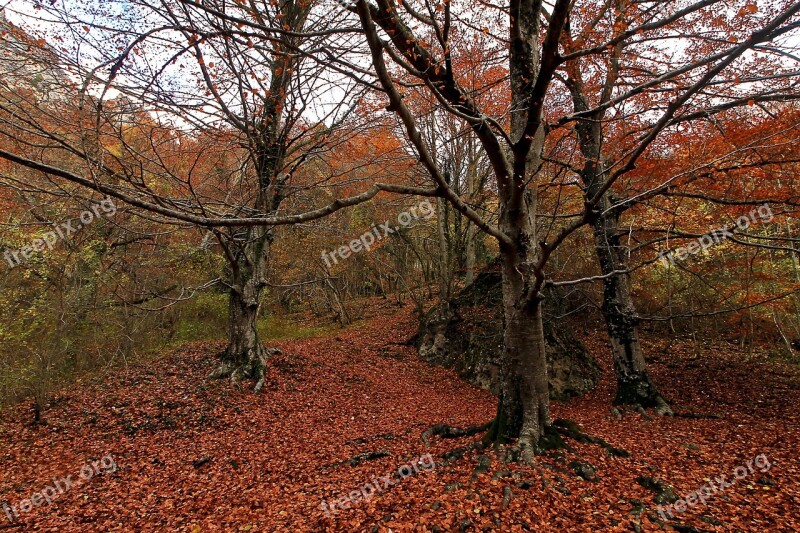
(0, 0, 436, 390)
(342, 0, 800, 457)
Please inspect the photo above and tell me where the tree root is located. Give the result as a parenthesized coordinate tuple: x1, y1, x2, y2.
(614, 394, 673, 419)
(328, 451, 391, 469)
(636, 476, 679, 504)
(653, 395, 674, 416)
(553, 419, 630, 457)
(672, 411, 722, 420)
(514, 433, 539, 464)
(421, 421, 492, 446)
(438, 441, 487, 462)
(615, 375, 673, 416)
(209, 346, 280, 393)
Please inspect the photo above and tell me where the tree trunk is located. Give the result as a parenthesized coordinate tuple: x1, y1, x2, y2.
(210, 229, 273, 393)
(464, 223, 477, 286)
(464, 136, 478, 286)
(484, 179, 550, 459)
(437, 196, 452, 306)
(484, 252, 550, 460)
(565, 60, 670, 414)
(592, 208, 671, 415)
(483, 0, 551, 457)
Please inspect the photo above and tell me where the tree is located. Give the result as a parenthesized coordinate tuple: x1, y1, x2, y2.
(343, 0, 800, 457)
(0, 0, 436, 390)
(558, 1, 800, 411)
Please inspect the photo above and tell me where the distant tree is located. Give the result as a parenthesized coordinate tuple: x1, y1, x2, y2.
(0, 0, 435, 390)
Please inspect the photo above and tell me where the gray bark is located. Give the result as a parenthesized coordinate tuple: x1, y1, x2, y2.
(592, 207, 671, 414)
(211, 226, 273, 392)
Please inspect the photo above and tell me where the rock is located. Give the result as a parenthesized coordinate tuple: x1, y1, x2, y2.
(492, 469, 512, 480)
(416, 269, 600, 400)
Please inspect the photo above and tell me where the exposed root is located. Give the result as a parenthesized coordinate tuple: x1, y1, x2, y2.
(553, 419, 630, 457)
(635, 405, 655, 421)
(438, 441, 486, 462)
(209, 346, 280, 392)
(615, 375, 673, 416)
(514, 432, 538, 464)
(672, 411, 722, 420)
(338, 451, 391, 468)
(654, 395, 674, 417)
(421, 421, 492, 446)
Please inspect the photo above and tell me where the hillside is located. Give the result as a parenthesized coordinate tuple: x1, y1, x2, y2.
(1, 302, 798, 532)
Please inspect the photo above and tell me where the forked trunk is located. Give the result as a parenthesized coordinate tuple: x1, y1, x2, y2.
(593, 211, 671, 414)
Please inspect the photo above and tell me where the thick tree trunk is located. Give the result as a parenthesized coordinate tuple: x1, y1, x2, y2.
(483, 0, 551, 457)
(484, 183, 551, 458)
(212, 278, 268, 392)
(484, 254, 550, 460)
(210, 229, 274, 392)
(592, 209, 671, 415)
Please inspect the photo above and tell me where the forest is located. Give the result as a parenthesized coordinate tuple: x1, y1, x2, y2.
(0, 0, 799, 531)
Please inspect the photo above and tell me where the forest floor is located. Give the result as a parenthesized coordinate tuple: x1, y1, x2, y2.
(1, 300, 799, 532)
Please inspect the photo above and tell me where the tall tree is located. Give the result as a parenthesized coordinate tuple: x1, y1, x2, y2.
(559, 0, 800, 412)
(0, 0, 436, 390)
(343, 0, 800, 457)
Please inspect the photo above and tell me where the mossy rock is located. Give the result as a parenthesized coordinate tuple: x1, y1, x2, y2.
(417, 269, 600, 401)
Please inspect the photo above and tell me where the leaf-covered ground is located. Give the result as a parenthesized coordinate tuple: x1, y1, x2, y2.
(1, 301, 799, 531)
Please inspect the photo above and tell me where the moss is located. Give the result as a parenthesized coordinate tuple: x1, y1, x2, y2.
(257, 315, 338, 341)
(483, 400, 510, 445)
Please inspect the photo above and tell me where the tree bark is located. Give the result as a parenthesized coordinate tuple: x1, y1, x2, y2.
(463, 135, 479, 286)
(483, 0, 553, 457)
(211, 228, 273, 392)
(483, 244, 550, 460)
(484, 186, 550, 459)
(592, 207, 671, 414)
(564, 42, 670, 414)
